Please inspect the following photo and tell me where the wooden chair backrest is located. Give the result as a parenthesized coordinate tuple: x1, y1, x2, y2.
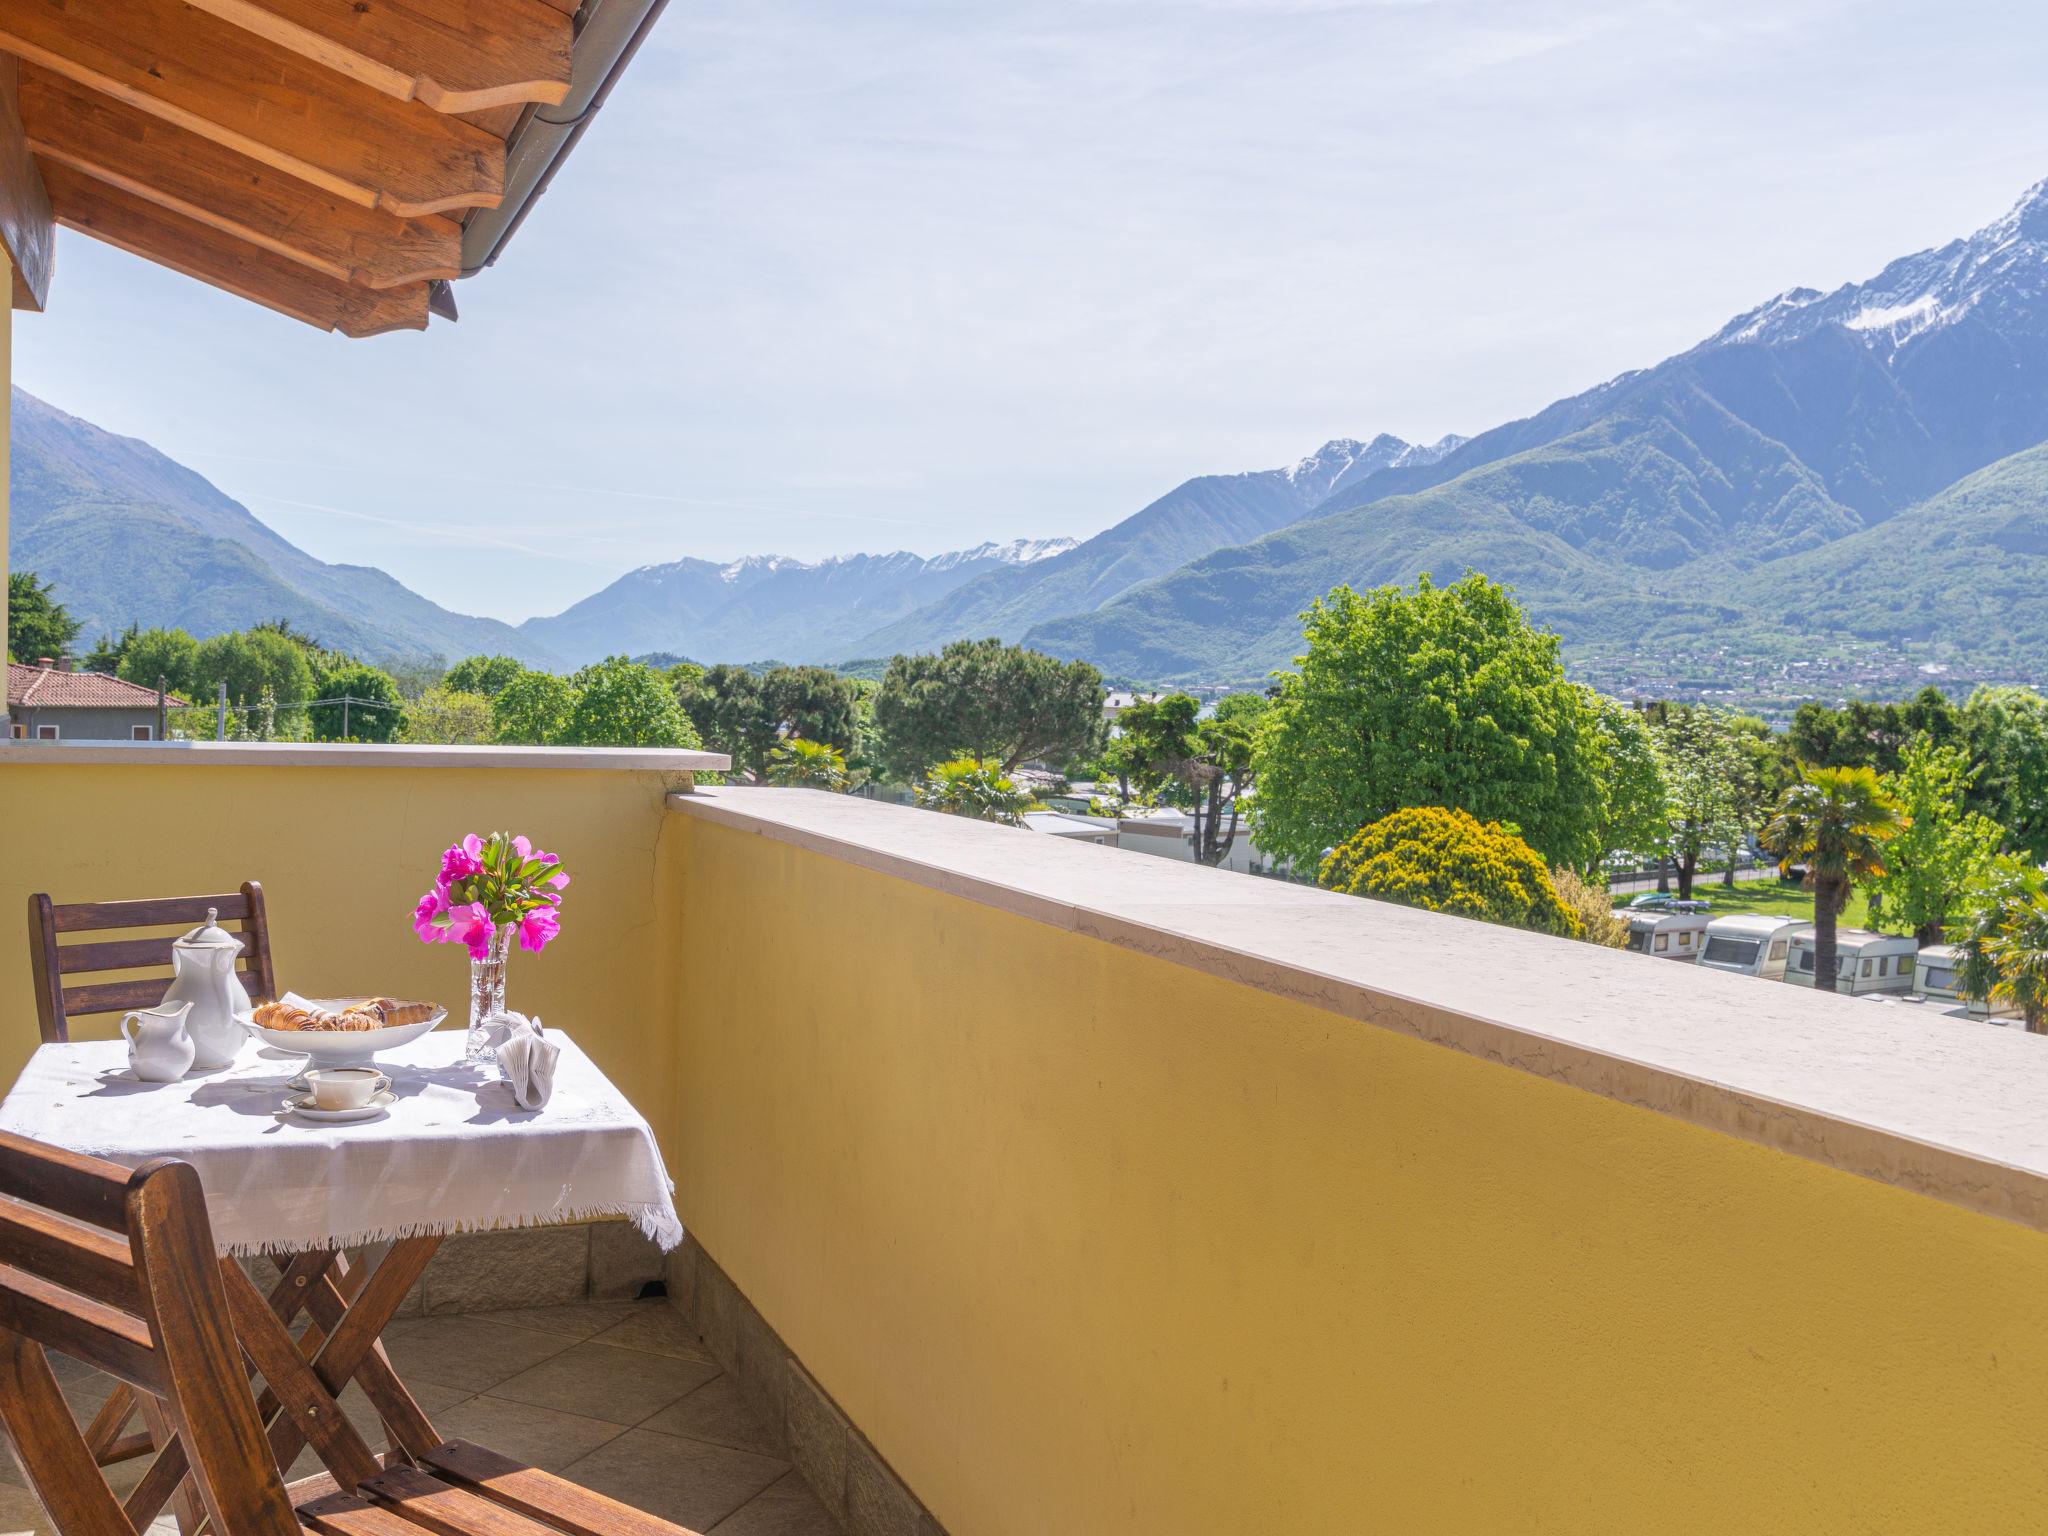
(26, 882, 277, 1044)
(0, 1130, 298, 1536)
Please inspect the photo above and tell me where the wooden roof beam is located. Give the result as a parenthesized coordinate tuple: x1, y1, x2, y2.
(0, 0, 504, 217)
(183, 0, 572, 115)
(19, 70, 460, 291)
(40, 161, 427, 339)
(0, 59, 54, 311)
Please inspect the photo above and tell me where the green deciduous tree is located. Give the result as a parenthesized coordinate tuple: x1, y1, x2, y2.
(1869, 736, 2006, 946)
(559, 657, 701, 748)
(191, 629, 314, 709)
(1647, 704, 1748, 900)
(307, 662, 404, 742)
(6, 572, 80, 665)
(913, 757, 1035, 826)
(400, 687, 495, 745)
(1961, 686, 2048, 861)
(442, 655, 528, 699)
(1317, 805, 1580, 938)
(491, 671, 578, 745)
(766, 737, 851, 791)
(1587, 694, 1668, 870)
(1762, 763, 1903, 995)
(83, 623, 141, 677)
(115, 628, 201, 699)
(874, 639, 1104, 783)
(1787, 688, 1959, 774)
(1251, 573, 1605, 871)
(676, 664, 861, 780)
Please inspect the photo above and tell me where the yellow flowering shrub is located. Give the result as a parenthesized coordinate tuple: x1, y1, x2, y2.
(1317, 805, 1582, 939)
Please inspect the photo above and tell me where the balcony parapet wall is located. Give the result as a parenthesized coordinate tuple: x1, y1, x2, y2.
(666, 786, 2048, 1535)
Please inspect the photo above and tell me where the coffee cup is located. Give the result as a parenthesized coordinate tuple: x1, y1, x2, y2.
(305, 1067, 385, 1111)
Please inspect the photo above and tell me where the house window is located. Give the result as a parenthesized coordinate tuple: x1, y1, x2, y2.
(1862, 958, 1874, 978)
(131, 725, 153, 741)
(8, 723, 21, 739)
(1654, 934, 1669, 953)
(1678, 930, 1693, 947)
(35, 725, 58, 741)
(1899, 955, 1915, 978)
(1877, 957, 1889, 977)
(1768, 939, 1788, 961)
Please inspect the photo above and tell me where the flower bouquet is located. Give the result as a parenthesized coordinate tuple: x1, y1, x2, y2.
(412, 833, 570, 1060)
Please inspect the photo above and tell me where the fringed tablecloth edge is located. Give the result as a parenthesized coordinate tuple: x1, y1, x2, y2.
(213, 1198, 685, 1258)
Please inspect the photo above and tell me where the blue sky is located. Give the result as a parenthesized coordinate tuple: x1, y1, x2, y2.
(15, 0, 2048, 623)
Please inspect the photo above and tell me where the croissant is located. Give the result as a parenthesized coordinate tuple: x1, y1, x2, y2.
(252, 997, 438, 1033)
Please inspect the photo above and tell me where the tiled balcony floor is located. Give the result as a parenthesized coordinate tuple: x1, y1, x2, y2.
(0, 1299, 835, 1536)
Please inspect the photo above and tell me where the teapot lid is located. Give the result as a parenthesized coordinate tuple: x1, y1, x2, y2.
(175, 907, 241, 949)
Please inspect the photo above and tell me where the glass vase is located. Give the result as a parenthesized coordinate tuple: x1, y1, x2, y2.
(465, 924, 513, 1063)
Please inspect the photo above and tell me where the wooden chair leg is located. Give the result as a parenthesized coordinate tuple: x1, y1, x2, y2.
(138, 1393, 207, 1536)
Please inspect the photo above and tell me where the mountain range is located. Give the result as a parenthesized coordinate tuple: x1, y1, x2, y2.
(16, 173, 2048, 701)
(1019, 177, 2048, 692)
(9, 388, 560, 668)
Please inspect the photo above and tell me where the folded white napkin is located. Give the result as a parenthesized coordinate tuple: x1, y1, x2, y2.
(495, 1015, 559, 1110)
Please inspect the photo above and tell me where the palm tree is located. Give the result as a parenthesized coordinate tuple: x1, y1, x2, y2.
(1955, 860, 2048, 1032)
(913, 758, 1035, 827)
(766, 737, 851, 792)
(1762, 763, 1903, 994)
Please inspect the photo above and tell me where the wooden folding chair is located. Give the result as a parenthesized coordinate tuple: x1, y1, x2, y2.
(0, 1130, 714, 1536)
(26, 883, 278, 1044)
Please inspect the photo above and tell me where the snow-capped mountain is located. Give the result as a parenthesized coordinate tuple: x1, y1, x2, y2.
(1019, 170, 2048, 688)
(844, 431, 1457, 658)
(519, 539, 1079, 666)
(1705, 177, 2048, 355)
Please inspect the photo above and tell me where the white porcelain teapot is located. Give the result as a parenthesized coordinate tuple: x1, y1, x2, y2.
(162, 908, 250, 1070)
(121, 1001, 196, 1082)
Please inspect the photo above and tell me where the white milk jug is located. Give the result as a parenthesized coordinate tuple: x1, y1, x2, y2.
(121, 1001, 196, 1082)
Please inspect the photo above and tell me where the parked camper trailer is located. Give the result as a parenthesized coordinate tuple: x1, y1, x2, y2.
(1625, 909, 1708, 963)
(1782, 929, 1918, 995)
(1912, 943, 2021, 1021)
(1699, 915, 1808, 980)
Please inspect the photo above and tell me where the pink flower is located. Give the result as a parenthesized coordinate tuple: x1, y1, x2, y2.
(443, 901, 496, 960)
(546, 871, 571, 892)
(440, 839, 482, 885)
(411, 887, 449, 944)
(512, 835, 533, 859)
(517, 907, 560, 954)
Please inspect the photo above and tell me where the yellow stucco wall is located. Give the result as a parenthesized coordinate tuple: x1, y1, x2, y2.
(673, 813, 2048, 1535)
(0, 761, 691, 1153)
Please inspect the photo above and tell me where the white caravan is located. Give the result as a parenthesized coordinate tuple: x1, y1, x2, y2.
(1698, 915, 1808, 980)
(1782, 929, 1918, 995)
(1912, 943, 2021, 1021)
(1625, 910, 1709, 963)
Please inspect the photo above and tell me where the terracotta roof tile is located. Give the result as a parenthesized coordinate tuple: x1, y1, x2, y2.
(7, 664, 186, 710)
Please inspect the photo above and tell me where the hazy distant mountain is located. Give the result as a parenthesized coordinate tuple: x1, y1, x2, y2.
(842, 433, 1464, 657)
(518, 538, 1077, 666)
(1022, 175, 2048, 684)
(9, 389, 560, 667)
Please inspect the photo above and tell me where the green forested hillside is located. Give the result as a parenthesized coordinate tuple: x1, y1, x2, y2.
(10, 388, 560, 665)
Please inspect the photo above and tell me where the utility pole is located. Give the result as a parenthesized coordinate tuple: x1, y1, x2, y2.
(215, 681, 228, 741)
(342, 695, 350, 741)
(156, 676, 168, 742)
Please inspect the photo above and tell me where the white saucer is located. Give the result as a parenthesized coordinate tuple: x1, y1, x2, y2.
(282, 1090, 395, 1124)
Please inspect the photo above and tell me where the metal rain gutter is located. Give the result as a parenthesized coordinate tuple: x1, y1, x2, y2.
(451, 0, 671, 280)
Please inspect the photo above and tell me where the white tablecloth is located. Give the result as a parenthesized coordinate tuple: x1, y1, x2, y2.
(0, 1032, 683, 1257)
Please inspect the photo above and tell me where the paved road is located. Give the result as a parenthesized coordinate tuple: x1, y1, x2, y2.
(1607, 866, 1784, 896)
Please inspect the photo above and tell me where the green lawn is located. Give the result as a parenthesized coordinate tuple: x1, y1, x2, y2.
(1614, 878, 1879, 932)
